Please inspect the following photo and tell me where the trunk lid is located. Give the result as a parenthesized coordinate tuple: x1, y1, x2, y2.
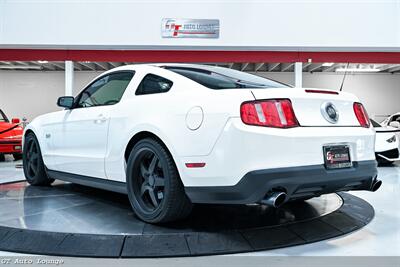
(250, 88, 361, 127)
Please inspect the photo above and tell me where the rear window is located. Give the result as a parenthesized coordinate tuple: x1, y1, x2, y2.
(0, 109, 8, 122)
(164, 66, 290, 90)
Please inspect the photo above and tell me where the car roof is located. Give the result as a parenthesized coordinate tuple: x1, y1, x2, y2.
(109, 63, 241, 73)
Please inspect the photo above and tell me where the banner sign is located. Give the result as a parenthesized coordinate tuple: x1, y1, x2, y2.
(161, 18, 220, 38)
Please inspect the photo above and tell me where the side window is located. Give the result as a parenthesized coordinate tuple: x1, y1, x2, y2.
(135, 74, 173, 95)
(77, 71, 134, 108)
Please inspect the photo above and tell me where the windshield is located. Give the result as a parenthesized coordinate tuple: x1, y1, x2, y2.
(0, 109, 8, 122)
(165, 66, 291, 90)
(370, 119, 381, 128)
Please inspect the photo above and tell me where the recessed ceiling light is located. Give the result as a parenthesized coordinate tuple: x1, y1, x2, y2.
(37, 60, 48, 64)
(322, 62, 334, 67)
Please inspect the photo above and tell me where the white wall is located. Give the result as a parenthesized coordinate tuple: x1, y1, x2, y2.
(1, 0, 399, 50)
(0, 70, 399, 122)
(0, 71, 99, 121)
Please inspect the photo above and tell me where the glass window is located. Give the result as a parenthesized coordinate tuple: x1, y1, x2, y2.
(164, 66, 290, 90)
(370, 119, 381, 128)
(77, 71, 134, 108)
(135, 74, 173, 95)
(390, 115, 400, 123)
(0, 109, 8, 122)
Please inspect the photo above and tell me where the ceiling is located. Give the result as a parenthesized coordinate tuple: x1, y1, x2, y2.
(1, 61, 400, 73)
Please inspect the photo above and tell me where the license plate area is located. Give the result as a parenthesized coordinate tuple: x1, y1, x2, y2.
(323, 145, 352, 169)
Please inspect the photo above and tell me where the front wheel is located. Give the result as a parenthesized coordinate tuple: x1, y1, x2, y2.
(23, 133, 54, 186)
(126, 138, 192, 223)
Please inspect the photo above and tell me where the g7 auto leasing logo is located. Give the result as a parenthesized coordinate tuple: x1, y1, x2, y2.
(161, 18, 220, 38)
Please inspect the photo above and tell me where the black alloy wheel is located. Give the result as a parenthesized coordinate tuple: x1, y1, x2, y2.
(25, 138, 39, 178)
(127, 138, 192, 223)
(135, 149, 165, 211)
(23, 133, 54, 186)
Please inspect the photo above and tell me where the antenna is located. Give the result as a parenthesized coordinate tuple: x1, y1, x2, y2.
(339, 63, 349, 91)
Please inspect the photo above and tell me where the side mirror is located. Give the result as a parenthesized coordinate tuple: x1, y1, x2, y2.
(57, 96, 74, 109)
(389, 121, 400, 128)
(11, 118, 20, 124)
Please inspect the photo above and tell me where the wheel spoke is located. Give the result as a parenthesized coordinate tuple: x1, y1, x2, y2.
(140, 183, 150, 196)
(31, 153, 38, 161)
(28, 163, 36, 176)
(148, 154, 158, 174)
(140, 162, 149, 178)
(28, 142, 34, 154)
(148, 189, 159, 208)
(31, 158, 39, 168)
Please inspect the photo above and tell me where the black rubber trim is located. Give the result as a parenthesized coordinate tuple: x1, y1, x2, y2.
(0, 141, 21, 145)
(0, 188, 375, 258)
(376, 129, 400, 133)
(185, 160, 378, 204)
(47, 170, 127, 194)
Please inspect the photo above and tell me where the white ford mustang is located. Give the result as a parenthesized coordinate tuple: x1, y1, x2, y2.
(23, 64, 381, 223)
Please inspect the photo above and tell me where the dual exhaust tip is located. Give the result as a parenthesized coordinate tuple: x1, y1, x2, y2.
(261, 191, 287, 208)
(261, 178, 382, 209)
(370, 178, 382, 192)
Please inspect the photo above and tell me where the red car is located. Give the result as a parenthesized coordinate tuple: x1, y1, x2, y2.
(0, 109, 23, 161)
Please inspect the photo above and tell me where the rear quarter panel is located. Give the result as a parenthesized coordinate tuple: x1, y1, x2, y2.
(105, 67, 255, 182)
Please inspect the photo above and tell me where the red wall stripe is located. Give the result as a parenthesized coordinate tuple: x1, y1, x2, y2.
(1, 49, 400, 63)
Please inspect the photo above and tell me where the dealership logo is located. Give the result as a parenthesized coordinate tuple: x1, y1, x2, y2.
(321, 102, 339, 123)
(326, 151, 334, 163)
(162, 18, 219, 38)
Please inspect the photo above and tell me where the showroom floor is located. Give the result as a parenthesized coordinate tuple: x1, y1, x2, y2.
(0, 155, 399, 258)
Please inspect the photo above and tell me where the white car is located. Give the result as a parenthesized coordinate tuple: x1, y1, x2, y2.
(23, 64, 381, 223)
(371, 119, 400, 165)
(381, 112, 400, 129)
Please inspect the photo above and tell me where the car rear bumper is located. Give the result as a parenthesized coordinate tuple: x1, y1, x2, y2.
(376, 148, 400, 162)
(185, 160, 378, 204)
(0, 140, 22, 154)
(179, 118, 376, 187)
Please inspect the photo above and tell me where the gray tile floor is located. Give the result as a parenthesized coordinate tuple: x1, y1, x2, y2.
(0, 156, 399, 257)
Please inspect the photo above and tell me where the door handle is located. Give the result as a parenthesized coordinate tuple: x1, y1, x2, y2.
(94, 114, 108, 124)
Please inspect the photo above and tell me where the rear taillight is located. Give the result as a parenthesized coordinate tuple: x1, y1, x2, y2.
(353, 102, 370, 128)
(240, 99, 299, 128)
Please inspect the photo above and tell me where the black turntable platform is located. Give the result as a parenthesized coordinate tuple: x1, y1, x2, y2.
(0, 181, 374, 257)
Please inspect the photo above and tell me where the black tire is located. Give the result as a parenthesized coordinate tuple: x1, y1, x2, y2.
(0, 154, 5, 162)
(126, 138, 192, 223)
(23, 133, 54, 186)
(13, 153, 23, 161)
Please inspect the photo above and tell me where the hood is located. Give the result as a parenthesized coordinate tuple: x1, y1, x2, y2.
(0, 122, 23, 139)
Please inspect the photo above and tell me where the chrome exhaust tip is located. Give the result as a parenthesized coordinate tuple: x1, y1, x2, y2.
(261, 191, 287, 208)
(370, 179, 382, 192)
